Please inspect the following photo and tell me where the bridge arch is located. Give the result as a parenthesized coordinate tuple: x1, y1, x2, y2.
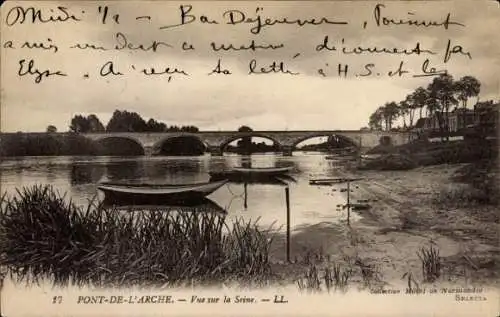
(219, 133, 282, 155)
(94, 136, 145, 156)
(289, 133, 359, 153)
(155, 135, 208, 156)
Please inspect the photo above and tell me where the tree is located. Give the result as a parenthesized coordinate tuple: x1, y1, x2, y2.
(69, 114, 105, 133)
(106, 110, 148, 132)
(146, 118, 167, 132)
(46, 125, 57, 133)
(87, 114, 105, 132)
(368, 108, 384, 130)
(69, 115, 91, 133)
(398, 99, 410, 129)
(455, 76, 481, 110)
(181, 125, 199, 132)
(455, 76, 481, 128)
(237, 125, 253, 154)
(428, 74, 458, 140)
(382, 102, 399, 131)
(404, 93, 420, 128)
(411, 87, 429, 120)
(238, 125, 253, 132)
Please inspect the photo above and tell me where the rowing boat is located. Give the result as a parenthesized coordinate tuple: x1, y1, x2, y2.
(231, 166, 293, 175)
(97, 179, 228, 204)
(209, 171, 296, 185)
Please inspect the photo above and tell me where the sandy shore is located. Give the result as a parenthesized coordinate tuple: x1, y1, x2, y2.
(269, 163, 499, 291)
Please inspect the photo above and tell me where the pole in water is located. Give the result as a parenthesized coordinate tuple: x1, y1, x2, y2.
(347, 180, 351, 225)
(244, 182, 248, 209)
(358, 137, 362, 167)
(285, 186, 291, 263)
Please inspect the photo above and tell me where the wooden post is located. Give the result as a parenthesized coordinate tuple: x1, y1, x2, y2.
(358, 137, 362, 167)
(285, 186, 291, 263)
(244, 182, 248, 209)
(347, 180, 351, 226)
(0, 270, 4, 317)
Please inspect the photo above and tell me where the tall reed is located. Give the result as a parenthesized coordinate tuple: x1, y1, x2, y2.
(417, 245, 441, 283)
(0, 185, 275, 288)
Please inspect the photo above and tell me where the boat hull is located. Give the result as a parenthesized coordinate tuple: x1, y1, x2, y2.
(97, 180, 228, 205)
(231, 166, 293, 175)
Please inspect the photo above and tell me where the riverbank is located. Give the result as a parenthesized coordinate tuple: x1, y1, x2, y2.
(268, 162, 499, 291)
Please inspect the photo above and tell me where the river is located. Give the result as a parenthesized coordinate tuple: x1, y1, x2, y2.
(0, 152, 360, 231)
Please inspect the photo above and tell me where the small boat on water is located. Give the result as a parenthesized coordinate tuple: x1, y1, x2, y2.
(325, 155, 357, 161)
(97, 179, 228, 204)
(231, 166, 293, 175)
(209, 166, 294, 184)
(209, 172, 296, 185)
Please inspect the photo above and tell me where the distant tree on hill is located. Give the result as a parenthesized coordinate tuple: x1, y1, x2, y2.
(46, 125, 57, 133)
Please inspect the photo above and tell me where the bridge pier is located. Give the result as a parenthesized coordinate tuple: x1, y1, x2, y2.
(143, 146, 154, 156)
(208, 146, 223, 156)
(281, 146, 293, 157)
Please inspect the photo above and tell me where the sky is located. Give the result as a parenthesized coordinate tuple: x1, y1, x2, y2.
(1, 0, 499, 132)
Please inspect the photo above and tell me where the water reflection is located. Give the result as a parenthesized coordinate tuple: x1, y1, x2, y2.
(105, 160, 143, 182)
(70, 163, 106, 185)
(102, 196, 227, 215)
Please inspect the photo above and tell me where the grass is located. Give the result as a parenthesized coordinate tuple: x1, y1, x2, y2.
(417, 244, 441, 283)
(402, 271, 421, 292)
(432, 184, 497, 209)
(0, 185, 275, 288)
(296, 263, 352, 294)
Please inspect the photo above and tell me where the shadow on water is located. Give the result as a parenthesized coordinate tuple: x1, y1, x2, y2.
(70, 163, 106, 185)
(101, 195, 227, 215)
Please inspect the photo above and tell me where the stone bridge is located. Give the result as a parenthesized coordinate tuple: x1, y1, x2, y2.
(79, 130, 415, 156)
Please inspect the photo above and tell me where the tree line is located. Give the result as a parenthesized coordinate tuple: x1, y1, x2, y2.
(367, 74, 490, 139)
(59, 110, 199, 133)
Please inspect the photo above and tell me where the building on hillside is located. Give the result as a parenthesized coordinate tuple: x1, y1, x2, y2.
(411, 102, 499, 138)
(474, 101, 500, 136)
(448, 108, 475, 132)
(414, 109, 475, 134)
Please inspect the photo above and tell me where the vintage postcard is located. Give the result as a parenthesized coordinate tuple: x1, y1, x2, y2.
(0, 0, 498, 316)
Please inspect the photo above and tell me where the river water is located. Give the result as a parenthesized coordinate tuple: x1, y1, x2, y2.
(0, 153, 360, 231)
